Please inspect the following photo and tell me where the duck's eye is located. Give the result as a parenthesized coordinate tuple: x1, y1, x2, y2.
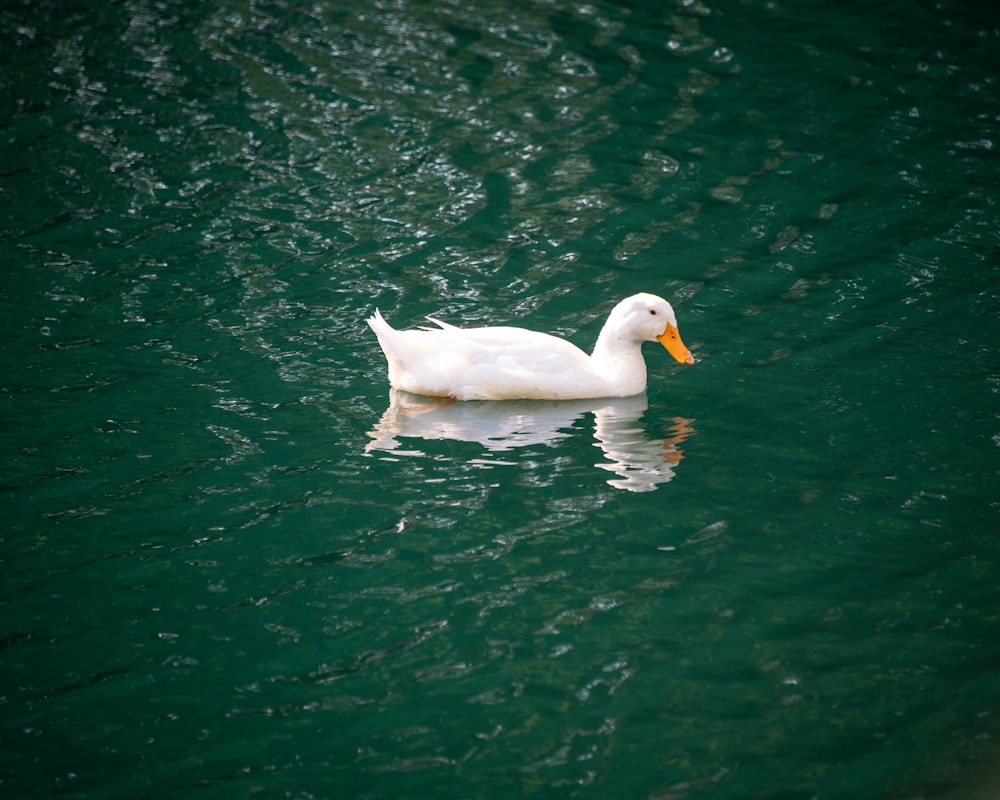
(648, 309, 657, 315)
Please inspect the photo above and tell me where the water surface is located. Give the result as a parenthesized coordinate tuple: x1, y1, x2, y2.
(3, 0, 999, 797)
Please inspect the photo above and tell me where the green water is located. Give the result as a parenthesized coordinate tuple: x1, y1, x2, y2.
(3, 0, 999, 797)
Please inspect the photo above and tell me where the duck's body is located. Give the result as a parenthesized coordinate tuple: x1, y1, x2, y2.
(367, 293, 694, 401)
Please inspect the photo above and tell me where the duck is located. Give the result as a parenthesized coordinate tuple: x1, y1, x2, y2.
(367, 292, 694, 401)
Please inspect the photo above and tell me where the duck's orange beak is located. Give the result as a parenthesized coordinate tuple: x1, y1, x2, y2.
(657, 323, 694, 365)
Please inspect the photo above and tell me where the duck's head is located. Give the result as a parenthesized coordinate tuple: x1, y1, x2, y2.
(614, 293, 695, 365)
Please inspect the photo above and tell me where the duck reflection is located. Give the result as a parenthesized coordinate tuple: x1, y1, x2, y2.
(366, 389, 695, 492)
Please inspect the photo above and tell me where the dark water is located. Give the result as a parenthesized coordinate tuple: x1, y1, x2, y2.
(3, 0, 999, 797)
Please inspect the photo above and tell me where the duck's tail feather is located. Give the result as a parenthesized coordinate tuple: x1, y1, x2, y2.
(367, 308, 391, 335)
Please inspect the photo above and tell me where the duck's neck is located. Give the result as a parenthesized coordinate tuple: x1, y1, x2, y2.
(590, 328, 648, 395)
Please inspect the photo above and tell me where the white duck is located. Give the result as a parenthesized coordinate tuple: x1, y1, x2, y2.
(367, 293, 694, 401)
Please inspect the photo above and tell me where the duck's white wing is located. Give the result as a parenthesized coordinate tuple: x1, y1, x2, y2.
(369, 312, 598, 400)
(442, 325, 597, 400)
